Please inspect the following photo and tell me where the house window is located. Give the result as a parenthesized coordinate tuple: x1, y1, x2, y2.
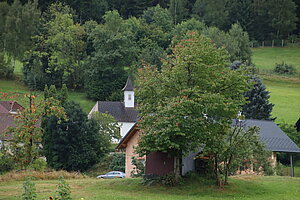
(128, 94, 131, 100)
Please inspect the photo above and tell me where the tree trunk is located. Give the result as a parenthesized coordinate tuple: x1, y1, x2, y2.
(214, 154, 221, 187)
(174, 156, 181, 182)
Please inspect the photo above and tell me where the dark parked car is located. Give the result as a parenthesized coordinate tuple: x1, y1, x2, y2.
(97, 171, 126, 179)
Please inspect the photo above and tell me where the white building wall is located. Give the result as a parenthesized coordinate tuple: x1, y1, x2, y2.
(118, 122, 135, 138)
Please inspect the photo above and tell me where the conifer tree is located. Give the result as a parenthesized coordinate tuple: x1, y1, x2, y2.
(242, 76, 274, 120)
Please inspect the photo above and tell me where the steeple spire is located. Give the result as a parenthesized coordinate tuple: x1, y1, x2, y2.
(122, 76, 134, 91)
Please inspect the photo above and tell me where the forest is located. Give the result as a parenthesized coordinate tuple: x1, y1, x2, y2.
(0, 0, 299, 102)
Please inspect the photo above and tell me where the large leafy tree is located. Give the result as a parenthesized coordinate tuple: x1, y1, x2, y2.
(42, 101, 105, 171)
(84, 10, 136, 100)
(23, 2, 86, 90)
(1, 0, 40, 72)
(136, 33, 250, 184)
(242, 76, 274, 120)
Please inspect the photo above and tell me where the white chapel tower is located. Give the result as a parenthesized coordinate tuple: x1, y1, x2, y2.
(122, 77, 135, 108)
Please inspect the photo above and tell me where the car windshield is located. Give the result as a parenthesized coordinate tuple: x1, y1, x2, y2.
(106, 172, 114, 175)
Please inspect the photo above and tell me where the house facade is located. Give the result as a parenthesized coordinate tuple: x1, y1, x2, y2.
(88, 77, 138, 139)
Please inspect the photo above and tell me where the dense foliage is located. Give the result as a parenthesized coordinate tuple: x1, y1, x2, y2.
(42, 101, 104, 171)
(136, 33, 255, 184)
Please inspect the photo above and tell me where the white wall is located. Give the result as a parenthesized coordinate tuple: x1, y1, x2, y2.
(118, 122, 135, 138)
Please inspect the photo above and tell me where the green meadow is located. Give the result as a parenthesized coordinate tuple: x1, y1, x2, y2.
(252, 47, 300, 74)
(0, 79, 95, 113)
(252, 47, 300, 124)
(1, 176, 300, 200)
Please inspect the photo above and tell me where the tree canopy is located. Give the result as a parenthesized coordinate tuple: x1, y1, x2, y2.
(136, 32, 250, 183)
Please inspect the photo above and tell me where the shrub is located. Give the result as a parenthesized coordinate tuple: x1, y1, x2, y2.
(109, 153, 125, 172)
(21, 176, 37, 200)
(30, 158, 47, 172)
(142, 173, 181, 186)
(55, 176, 72, 200)
(0, 52, 13, 79)
(0, 148, 15, 174)
(274, 62, 296, 74)
(131, 157, 145, 177)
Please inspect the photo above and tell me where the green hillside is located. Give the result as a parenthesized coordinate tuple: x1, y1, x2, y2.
(0, 79, 95, 113)
(252, 47, 300, 124)
(252, 47, 300, 74)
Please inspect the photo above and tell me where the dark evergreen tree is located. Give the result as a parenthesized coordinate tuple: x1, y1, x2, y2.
(42, 101, 105, 171)
(242, 76, 274, 120)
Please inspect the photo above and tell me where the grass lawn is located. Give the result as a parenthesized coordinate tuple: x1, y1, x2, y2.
(1, 176, 300, 200)
(0, 79, 95, 113)
(252, 47, 300, 74)
(261, 75, 300, 124)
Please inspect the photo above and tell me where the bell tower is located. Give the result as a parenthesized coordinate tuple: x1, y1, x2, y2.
(122, 77, 134, 108)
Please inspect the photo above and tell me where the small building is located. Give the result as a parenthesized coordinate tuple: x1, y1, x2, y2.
(88, 77, 138, 139)
(116, 123, 145, 177)
(0, 101, 24, 146)
(117, 119, 300, 177)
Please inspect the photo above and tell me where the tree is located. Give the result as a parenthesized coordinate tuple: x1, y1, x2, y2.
(23, 2, 86, 90)
(2, 0, 40, 72)
(84, 10, 136, 100)
(42, 101, 105, 171)
(221, 120, 269, 184)
(169, 0, 188, 25)
(268, 0, 298, 38)
(242, 76, 274, 120)
(45, 2, 86, 89)
(136, 32, 250, 184)
(91, 112, 121, 142)
(192, 0, 229, 30)
(7, 94, 66, 169)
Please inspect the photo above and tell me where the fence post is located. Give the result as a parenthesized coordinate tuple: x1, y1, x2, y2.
(262, 41, 264, 47)
(282, 40, 284, 47)
(272, 40, 274, 47)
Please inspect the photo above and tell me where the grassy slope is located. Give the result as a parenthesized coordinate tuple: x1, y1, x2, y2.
(1, 176, 300, 200)
(252, 47, 300, 124)
(0, 79, 95, 113)
(252, 47, 300, 73)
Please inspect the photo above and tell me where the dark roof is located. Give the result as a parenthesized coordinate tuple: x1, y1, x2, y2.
(239, 119, 300, 153)
(0, 114, 15, 140)
(98, 101, 138, 122)
(122, 77, 134, 91)
(0, 101, 23, 114)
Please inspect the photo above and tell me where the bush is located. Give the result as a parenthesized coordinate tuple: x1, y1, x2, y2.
(109, 153, 125, 172)
(0, 148, 15, 174)
(30, 158, 47, 172)
(131, 157, 145, 177)
(0, 52, 13, 79)
(142, 173, 181, 186)
(274, 62, 296, 74)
